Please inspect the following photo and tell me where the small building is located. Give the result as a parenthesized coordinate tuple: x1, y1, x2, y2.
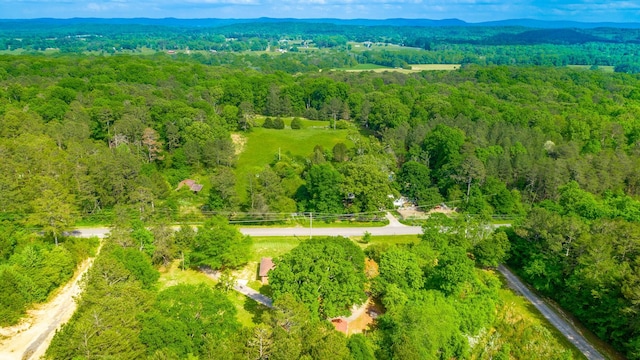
(393, 197, 407, 208)
(259, 257, 275, 284)
(331, 318, 348, 334)
(176, 179, 203, 194)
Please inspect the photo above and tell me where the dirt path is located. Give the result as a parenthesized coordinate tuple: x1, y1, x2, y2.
(0, 256, 95, 360)
(498, 265, 605, 360)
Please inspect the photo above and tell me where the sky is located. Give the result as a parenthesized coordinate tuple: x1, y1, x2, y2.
(0, 0, 639, 23)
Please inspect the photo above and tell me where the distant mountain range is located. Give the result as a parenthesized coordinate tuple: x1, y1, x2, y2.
(1, 17, 639, 29)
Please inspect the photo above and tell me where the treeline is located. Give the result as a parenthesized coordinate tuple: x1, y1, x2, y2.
(508, 182, 640, 358)
(366, 216, 574, 359)
(2, 21, 640, 72)
(0, 223, 99, 326)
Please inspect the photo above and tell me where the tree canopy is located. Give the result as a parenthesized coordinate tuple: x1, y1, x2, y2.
(269, 237, 367, 319)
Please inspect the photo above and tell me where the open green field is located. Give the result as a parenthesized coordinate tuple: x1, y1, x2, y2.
(335, 63, 461, 73)
(567, 64, 615, 73)
(234, 118, 351, 202)
(249, 234, 420, 263)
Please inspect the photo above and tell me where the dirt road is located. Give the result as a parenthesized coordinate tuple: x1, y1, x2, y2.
(0, 257, 95, 360)
(498, 265, 605, 360)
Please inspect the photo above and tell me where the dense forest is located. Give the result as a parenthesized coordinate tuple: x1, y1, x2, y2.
(1, 19, 640, 359)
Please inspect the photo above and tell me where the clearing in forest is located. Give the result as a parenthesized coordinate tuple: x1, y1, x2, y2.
(234, 118, 352, 202)
(336, 63, 460, 73)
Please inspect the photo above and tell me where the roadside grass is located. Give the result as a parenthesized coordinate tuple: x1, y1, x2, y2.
(250, 236, 303, 262)
(490, 270, 587, 359)
(364, 234, 420, 247)
(234, 124, 351, 202)
(249, 235, 420, 263)
(291, 216, 388, 228)
(496, 266, 624, 359)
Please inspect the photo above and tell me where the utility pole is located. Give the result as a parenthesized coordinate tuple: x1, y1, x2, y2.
(309, 211, 313, 239)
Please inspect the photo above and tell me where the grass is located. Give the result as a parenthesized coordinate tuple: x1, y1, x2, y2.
(249, 235, 420, 263)
(334, 63, 461, 73)
(250, 236, 303, 262)
(157, 261, 217, 289)
(157, 261, 260, 327)
(411, 64, 461, 71)
(489, 270, 587, 359)
(335, 63, 390, 70)
(364, 234, 420, 247)
(234, 122, 351, 202)
(567, 64, 615, 73)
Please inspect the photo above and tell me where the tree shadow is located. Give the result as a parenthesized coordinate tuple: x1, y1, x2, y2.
(243, 297, 269, 324)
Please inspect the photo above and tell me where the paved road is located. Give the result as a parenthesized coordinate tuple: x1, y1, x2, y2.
(75, 225, 423, 238)
(73, 213, 509, 239)
(74, 214, 424, 239)
(498, 265, 605, 360)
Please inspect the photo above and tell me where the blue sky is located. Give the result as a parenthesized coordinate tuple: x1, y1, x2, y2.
(0, 0, 639, 23)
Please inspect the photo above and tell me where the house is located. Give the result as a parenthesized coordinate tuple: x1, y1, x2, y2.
(259, 257, 275, 284)
(176, 179, 203, 194)
(331, 318, 348, 334)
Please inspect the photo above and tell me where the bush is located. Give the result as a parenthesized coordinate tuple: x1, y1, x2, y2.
(335, 120, 352, 129)
(291, 117, 303, 129)
(273, 117, 285, 129)
(263, 117, 274, 128)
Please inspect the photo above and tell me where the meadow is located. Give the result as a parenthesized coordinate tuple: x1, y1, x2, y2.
(233, 118, 352, 202)
(335, 63, 461, 73)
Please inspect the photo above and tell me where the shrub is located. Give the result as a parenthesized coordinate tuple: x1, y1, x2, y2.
(291, 117, 303, 129)
(263, 117, 274, 128)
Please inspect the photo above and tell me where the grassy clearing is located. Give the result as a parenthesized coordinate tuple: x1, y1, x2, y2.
(336, 63, 390, 70)
(567, 64, 615, 73)
(249, 235, 420, 263)
(234, 124, 351, 202)
(157, 261, 259, 327)
(250, 236, 304, 262)
(158, 261, 217, 289)
(411, 64, 461, 71)
(335, 63, 460, 73)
